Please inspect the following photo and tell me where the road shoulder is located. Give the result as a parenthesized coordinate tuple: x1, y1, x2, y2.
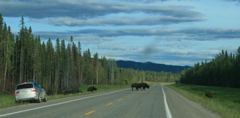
(163, 86, 222, 118)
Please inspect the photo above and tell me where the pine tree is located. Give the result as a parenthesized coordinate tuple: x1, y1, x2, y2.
(77, 42, 82, 86)
(59, 39, 66, 91)
(93, 53, 99, 84)
(19, 16, 25, 82)
(46, 38, 54, 94)
(54, 38, 61, 94)
(1, 22, 14, 93)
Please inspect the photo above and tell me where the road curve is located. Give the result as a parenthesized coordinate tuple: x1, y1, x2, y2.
(0, 85, 221, 118)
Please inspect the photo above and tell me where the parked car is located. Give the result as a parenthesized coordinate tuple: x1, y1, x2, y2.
(14, 82, 47, 103)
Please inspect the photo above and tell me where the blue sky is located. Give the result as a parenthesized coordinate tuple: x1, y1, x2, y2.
(1, 0, 240, 66)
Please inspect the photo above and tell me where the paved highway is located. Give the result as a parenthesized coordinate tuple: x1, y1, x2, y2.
(0, 85, 221, 118)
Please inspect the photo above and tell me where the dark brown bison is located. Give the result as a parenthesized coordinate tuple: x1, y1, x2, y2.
(205, 93, 213, 98)
(131, 83, 150, 91)
(131, 83, 141, 91)
(87, 86, 97, 92)
(139, 83, 149, 90)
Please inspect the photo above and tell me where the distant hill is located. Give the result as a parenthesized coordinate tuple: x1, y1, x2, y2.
(116, 60, 191, 73)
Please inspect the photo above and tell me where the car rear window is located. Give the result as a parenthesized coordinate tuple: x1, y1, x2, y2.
(16, 84, 33, 90)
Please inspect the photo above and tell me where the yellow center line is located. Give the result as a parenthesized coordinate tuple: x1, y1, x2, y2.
(106, 103, 113, 106)
(84, 110, 96, 115)
(117, 98, 123, 101)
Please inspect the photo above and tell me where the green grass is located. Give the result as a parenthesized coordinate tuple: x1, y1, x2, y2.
(79, 84, 130, 93)
(147, 81, 175, 85)
(0, 95, 16, 107)
(169, 84, 240, 118)
(0, 84, 130, 108)
(47, 84, 130, 100)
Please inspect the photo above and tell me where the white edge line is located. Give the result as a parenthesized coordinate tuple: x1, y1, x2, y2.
(0, 88, 129, 117)
(162, 85, 173, 118)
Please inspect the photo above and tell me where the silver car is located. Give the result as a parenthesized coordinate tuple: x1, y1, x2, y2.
(14, 82, 47, 103)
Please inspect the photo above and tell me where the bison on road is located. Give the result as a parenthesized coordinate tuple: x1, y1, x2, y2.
(131, 83, 141, 91)
(87, 86, 97, 92)
(131, 83, 150, 91)
(139, 83, 149, 90)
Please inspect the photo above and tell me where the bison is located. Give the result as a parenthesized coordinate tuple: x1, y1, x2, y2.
(205, 93, 213, 98)
(139, 83, 149, 90)
(131, 83, 150, 91)
(131, 83, 141, 91)
(87, 86, 97, 92)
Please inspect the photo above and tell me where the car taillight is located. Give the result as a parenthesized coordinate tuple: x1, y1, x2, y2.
(30, 89, 37, 92)
(14, 91, 19, 95)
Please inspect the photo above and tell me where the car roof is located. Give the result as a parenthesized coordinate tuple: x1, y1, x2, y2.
(17, 82, 37, 85)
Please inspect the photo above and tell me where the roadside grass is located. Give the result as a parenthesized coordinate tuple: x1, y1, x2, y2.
(0, 95, 16, 108)
(0, 84, 130, 108)
(47, 84, 130, 101)
(146, 81, 175, 85)
(79, 84, 130, 93)
(169, 84, 240, 118)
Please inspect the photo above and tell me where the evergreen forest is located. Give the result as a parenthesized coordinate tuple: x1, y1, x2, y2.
(180, 48, 240, 88)
(0, 14, 180, 95)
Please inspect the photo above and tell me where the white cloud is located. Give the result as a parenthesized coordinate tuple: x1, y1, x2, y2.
(48, 15, 204, 26)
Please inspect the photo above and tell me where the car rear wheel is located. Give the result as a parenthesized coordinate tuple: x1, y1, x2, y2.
(36, 97, 41, 103)
(42, 95, 47, 102)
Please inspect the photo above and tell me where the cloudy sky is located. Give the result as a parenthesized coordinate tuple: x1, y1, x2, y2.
(1, 0, 240, 66)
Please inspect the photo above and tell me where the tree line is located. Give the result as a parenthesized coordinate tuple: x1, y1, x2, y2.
(0, 14, 180, 95)
(180, 48, 240, 88)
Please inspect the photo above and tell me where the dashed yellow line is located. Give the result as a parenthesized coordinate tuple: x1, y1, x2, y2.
(84, 110, 96, 115)
(84, 95, 133, 116)
(117, 98, 123, 101)
(106, 103, 113, 106)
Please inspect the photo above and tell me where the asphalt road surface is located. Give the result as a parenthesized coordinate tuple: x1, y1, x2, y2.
(0, 85, 221, 118)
